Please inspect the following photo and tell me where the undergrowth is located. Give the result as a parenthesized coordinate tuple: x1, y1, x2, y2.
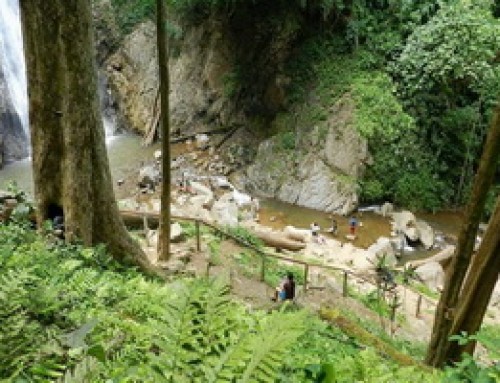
(1, 222, 498, 381)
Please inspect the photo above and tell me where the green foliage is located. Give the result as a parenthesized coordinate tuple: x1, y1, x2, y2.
(394, 168, 448, 212)
(3, 222, 499, 381)
(0, 223, 312, 382)
(110, 0, 155, 34)
(352, 72, 415, 139)
(444, 331, 500, 382)
(280, 131, 296, 150)
(396, 0, 500, 100)
(225, 225, 264, 249)
(391, 0, 500, 208)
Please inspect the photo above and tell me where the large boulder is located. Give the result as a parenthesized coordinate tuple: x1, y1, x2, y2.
(392, 211, 434, 247)
(210, 196, 239, 227)
(245, 96, 368, 215)
(366, 237, 398, 266)
(415, 262, 444, 292)
(416, 220, 434, 250)
(137, 165, 160, 189)
(379, 202, 394, 217)
(392, 210, 416, 234)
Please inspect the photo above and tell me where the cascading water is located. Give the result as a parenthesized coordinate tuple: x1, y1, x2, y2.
(0, 0, 28, 135)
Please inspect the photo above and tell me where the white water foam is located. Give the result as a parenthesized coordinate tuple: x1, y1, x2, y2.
(0, 0, 28, 136)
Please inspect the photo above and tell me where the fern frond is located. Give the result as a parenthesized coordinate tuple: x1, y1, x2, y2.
(62, 356, 100, 383)
(205, 308, 306, 383)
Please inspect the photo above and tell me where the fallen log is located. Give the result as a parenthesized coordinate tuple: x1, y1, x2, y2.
(254, 230, 306, 251)
(120, 210, 160, 228)
(170, 127, 231, 144)
(319, 307, 431, 370)
(406, 245, 455, 269)
(119, 209, 305, 251)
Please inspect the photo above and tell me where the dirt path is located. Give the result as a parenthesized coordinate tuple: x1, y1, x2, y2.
(146, 237, 439, 346)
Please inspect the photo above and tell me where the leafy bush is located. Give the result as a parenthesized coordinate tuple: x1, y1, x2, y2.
(110, 0, 155, 34)
(0, 222, 311, 382)
(225, 225, 264, 249)
(280, 131, 296, 150)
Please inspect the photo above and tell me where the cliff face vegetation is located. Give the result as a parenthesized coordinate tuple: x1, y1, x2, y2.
(92, 0, 500, 213)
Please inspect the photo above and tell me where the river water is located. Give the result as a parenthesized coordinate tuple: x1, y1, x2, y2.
(0, 133, 463, 263)
(0, 134, 160, 198)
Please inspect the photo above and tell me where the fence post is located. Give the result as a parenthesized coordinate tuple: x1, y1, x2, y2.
(195, 220, 201, 252)
(303, 264, 309, 294)
(260, 254, 266, 282)
(342, 271, 348, 297)
(416, 295, 422, 318)
(143, 215, 149, 246)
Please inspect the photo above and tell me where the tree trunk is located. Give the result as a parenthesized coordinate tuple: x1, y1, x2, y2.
(446, 197, 500, 361)
(156, 0, 171, 261)
(425, 103, 500, 367)
(20, 0, 155, 273)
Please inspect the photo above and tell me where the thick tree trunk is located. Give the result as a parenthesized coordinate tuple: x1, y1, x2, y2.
(20, 0, 155, 273)
(156, 0, 171, 261)
(446, 197, 500, 361)
(425, 104, 500, 367)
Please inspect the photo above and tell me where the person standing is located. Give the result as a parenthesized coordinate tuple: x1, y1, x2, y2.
(349, 215, 358, 236)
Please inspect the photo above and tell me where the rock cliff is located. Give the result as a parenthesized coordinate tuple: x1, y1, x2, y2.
(0, 64, 28, 166)
(244, 96, 369, 214)
(95, 5, 368, 213)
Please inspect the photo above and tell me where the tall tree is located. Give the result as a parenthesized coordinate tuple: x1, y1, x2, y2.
(425, 104, 500, 367)
(20, 0, 154, 272)
(156, 0, 171, 261)
(447, 196, 500, 361)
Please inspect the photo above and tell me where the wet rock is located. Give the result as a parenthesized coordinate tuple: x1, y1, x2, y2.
(210, 195, 238, 227)
(195, 134, 209, 150)
(137, 165, 160, 190)
(245, 97, 367, 215)
(366, 237, 397, 266)
(380, 202, 394, 217)
(416, 220, 434, 250)
(392, 211, 416, 233)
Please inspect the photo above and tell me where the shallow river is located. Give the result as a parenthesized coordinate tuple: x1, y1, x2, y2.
(1, 133, 463, 262)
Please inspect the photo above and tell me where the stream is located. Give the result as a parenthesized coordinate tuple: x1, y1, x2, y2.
(0, 133, 463, 264)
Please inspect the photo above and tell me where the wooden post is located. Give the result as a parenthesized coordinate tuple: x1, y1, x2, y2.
(416, 295, 422, 318)
(390, 294, 398, 336)
(143, 215, 149, 246)
(303, 264, 309, 294)
(343, 271, 348, 297)
(260, 254, 266, 282)
(195, 220, 200, 252)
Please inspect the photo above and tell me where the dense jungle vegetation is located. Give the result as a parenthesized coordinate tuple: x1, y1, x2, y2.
(109, 0, 500, 213)
(2, 216, 500, 382)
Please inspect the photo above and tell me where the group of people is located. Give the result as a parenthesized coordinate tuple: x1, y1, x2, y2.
(271, 216, 359, 302)
(310, 215, 359, 244)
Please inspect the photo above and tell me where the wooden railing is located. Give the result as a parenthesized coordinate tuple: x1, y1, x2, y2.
(123, 210, 437, 319)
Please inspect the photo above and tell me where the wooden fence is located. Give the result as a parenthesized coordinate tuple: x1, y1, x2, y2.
(126, 210, 437, 320)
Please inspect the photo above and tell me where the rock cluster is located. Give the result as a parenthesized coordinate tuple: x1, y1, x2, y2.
(0, 188, 30, 222)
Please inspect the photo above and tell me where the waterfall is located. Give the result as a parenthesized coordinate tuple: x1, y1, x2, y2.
(0, 0, 28, 135)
